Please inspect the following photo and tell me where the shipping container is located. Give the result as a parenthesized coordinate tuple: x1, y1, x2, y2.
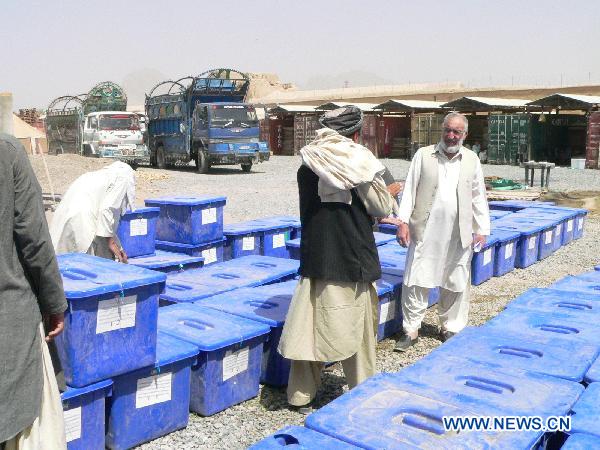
(586, 111, 600, 169)
(410, 113, 445, 152)
(294, 114, 320, 154)
(377, 116, 410, 158)
(530, 114, 587, 165)
(488, 114, 529, 165)
(360, 114, 378, 155)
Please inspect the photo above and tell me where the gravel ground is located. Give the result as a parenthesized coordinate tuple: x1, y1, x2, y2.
(30, 154, 600, 449)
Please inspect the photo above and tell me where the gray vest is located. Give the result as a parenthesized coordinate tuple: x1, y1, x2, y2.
(408, 145, 479, 248)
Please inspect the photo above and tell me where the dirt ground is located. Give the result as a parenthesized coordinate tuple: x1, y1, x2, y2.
(541, 190, 600, 215)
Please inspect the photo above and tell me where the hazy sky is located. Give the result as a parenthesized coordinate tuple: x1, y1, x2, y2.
(2, 0, 600, 109)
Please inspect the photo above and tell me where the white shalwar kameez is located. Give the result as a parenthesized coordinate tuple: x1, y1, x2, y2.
(50, 162, 135, 257)
(398, 145, 489, 334)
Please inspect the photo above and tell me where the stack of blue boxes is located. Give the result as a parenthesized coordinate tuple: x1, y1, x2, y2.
(268, 268, 600, 449)
(223, 217, 295, 260)
(56, 253, 202, 449)
(145, 195, 227, 265)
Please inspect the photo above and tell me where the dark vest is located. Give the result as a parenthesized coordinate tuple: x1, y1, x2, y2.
(297, 165, 381, 282)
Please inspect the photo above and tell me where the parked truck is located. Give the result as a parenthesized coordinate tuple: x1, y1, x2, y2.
(145, 68, 269, 173)
(46, 81, 149, 165)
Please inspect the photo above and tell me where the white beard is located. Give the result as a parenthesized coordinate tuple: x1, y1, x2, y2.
(439, 139, 464, 154)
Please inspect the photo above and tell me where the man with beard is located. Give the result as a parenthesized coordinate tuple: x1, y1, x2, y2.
(393, 113, 490, 351)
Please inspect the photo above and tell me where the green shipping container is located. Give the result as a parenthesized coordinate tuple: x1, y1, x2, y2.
(487, 114, 530, 165)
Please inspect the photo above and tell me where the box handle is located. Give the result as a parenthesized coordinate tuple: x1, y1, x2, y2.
(497, 346, 543, 359)
(557, 302, 591, 311)
(245, 300, 277, 309)
(398, 410, 445, 435)
(180, 319, 213, 331)
(459, 376, 515, 395)
(61, 267, 98, 280)
(167, 283, 193, 291)
(252, 262, 276, 268)
(213, 273, 239, 280)
(538, 324, 580, 335)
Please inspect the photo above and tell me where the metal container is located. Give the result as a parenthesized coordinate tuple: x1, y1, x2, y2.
(360, 114, 378, 155)
(293, 114, 320, 155)
(487, 113, 530, 165)
(410, 113, 444, 151)
(586, 112, 600, 169)
(377, 116, 410, 158)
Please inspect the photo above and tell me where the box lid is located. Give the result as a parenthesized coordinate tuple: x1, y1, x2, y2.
(196, 280, 297, 327)
(155, 331, 199, 367)
(145, 195, 226, 206)
(158, 303, 270, 351)
(155, 237, 226, 250)
(121, 207, 160, 219)
(58, 253, 166, 299)
(162, 255, 299, 303)
(61, 378, 113, 401)
(128, 250, 204, 270)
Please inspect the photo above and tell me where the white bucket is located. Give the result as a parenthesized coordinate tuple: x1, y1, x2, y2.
(571, 158, 586, 170)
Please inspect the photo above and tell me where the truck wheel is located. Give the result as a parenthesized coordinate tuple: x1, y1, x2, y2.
(241, 163, 252, 172)
(196, 151, 210, 174)
(156, 146, 166, 169)
(82, 145, 92, 157)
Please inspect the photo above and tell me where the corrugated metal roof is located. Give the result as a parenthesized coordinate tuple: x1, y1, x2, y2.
(442, 97, 529, 109)
(315, 101, 378, 111)
(527, 93, 600, 109)
(268, 104, 318, 113)
(373, 99, 444, 111)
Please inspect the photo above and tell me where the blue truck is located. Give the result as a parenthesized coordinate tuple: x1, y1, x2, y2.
(145, 68, 269, 173)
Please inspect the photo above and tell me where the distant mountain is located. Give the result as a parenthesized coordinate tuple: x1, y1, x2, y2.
(300, 71, 396, 90)
(121, 68, 168, 109)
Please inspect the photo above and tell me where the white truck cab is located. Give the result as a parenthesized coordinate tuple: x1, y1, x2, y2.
(82, 111, 149, 164)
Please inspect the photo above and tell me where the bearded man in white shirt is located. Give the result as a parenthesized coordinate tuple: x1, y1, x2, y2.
(394, 112, 490, 351)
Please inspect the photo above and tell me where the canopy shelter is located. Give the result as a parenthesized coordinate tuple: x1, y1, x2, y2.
(315, 101, 378, 112)
(373, 99, 444, 114)
(441, 96, 530, 113)
(267, 104, 318, 114)
(526, 93, 600, 111)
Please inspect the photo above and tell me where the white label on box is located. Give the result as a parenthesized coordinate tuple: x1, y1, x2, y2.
(556, 224, 562, 235)
(130, 218, 148, 237)
(272, 233, 285, 248)
(135, 372, 172, 408)
(483, 249, 492, 266)
(505, 242, 513, 259)
(242, 236, 255, 251)
(222, 347, 250, 381)
(528, 236, 537, 250)
(545, 230, 552, 244)
(567, 220, 573, 232)
(578, 218, 584, 230)
(202, 208, 217, 225)
(96, 294, 137, 334)
(202, 247, 217, 264)
(63, 407, 82, 443)
(379, 300, 396, 325)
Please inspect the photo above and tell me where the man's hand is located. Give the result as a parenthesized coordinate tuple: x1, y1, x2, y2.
(378, 217, 403, 227)
(108, 236, 128, 263)
(473, 234, 486, 252)
(396, 222, 410, 247)
(387, 181, 404, 198)
(44, 312, 65, 342)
